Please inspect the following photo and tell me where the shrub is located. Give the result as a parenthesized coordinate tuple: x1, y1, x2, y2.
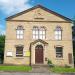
(47, 59, 54, 67)
(64, 64, 71, 68)
(47, 59, 52, 64)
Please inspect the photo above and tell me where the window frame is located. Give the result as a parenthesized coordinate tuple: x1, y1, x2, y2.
(39, 27, 46, 39)
(32, 26, 46, 40)
(16, 26, 24, 40)
(55, 26, 62, 41)
(33, 26, 39, 39)
(16, 46, 24, 57)
(55, 46, 63, 58)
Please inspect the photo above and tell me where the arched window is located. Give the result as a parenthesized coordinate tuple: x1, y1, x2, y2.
(39, 27, 46, 39)
(33, 26, 39, 39)
(16, 26, 24, 39)
(33, 26, 46, 39)
(55, 26, 62, 40)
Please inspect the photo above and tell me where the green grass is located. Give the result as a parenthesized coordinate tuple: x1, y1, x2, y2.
(50, 66, 75, 73)
(0, 66, 32, 72)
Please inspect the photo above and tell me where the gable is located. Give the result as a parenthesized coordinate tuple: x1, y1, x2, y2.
(6, 5, 72, 22)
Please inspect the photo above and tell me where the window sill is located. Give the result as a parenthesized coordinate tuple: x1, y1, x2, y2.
(14, 56, 30, 59)
(14, 57, 24, 59)
(16, 39, 24, 40)
(55, 58, 64, 60)
(6, 56, 13, 57)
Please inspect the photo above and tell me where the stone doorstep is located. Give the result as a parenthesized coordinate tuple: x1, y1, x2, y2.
(31, 64, 49, 67)
(31, 65, 50, 73)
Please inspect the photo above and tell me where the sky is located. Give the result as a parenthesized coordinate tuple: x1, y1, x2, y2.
(0, 0, 75, 35)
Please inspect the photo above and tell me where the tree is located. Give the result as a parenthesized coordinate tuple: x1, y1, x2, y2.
(72, 19, 75, 65)
(0, 35, 5, 63)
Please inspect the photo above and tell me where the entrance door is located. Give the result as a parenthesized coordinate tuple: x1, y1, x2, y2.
(35, 45, 43, 64)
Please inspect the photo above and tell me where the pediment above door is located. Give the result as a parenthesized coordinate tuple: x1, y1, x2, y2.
(31, 39, 48, 45)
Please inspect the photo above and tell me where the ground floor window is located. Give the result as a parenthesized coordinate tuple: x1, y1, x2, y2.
(16, 46, 23, 57)
(56, 47, 63, 58)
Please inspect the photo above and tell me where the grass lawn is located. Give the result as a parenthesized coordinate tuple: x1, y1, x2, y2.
(50, 66, 75, 73)
(0, 65, 32, 72)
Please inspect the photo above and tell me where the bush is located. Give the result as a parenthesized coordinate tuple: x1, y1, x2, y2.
(47, 59, 52, 64)
(64, 64, 71, 68)
(47, 59, 54, 67)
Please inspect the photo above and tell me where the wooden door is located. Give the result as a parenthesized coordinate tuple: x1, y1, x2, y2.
(35, 45, 43, 64)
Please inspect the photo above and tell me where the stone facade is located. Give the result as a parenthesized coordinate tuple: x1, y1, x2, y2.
(4, 5, 74, 67)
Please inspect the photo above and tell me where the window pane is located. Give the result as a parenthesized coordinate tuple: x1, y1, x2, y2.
(56, 53, 62, 58)
(33, 30, 35, 34)
(17, 30, 20, 34)
(39, 35, 42, 39)
(43, 35, 45, 39)
(55, 35, 58, 40)
(43, 31, 45, 34)
(58, 31, 61, 35)
(17, 35, 20, 39)
(55, 31, 59, 35)
(56, 47, 62, 51)
(59, 36, 61, 40)
(20, 30, 23, 34)
(20, 35, 23, 39)
(39, 31, 42, 34)
(36, 31, 39, 34)
(36, 35, 39, 39)
(33, 35, 35, 39)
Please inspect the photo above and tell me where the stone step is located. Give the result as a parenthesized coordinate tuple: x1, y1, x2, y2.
(31, 65, 50, 73)
(31, 64, 48, 67)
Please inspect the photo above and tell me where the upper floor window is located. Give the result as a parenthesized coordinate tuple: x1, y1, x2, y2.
(55, 26, 62, 40)
(16, 26, 24, 39)
(33, 26, 46, 40)
(33, 26, 39, 39)
(39, 27, 46, 39)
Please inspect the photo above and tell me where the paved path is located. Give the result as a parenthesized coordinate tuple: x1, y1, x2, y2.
(61, 73, 75, 75)
(0, 72, 75, 75)
(0, 72, 60, 75)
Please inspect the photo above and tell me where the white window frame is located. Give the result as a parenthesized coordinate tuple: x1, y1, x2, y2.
(33, 27, 39, 39)
(16, 26, 24, 39)
(32, 26, 46, 40)
(55, 26, 62, 40)
(56, 46, 63, 58)
(16, 46, 23, 57)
